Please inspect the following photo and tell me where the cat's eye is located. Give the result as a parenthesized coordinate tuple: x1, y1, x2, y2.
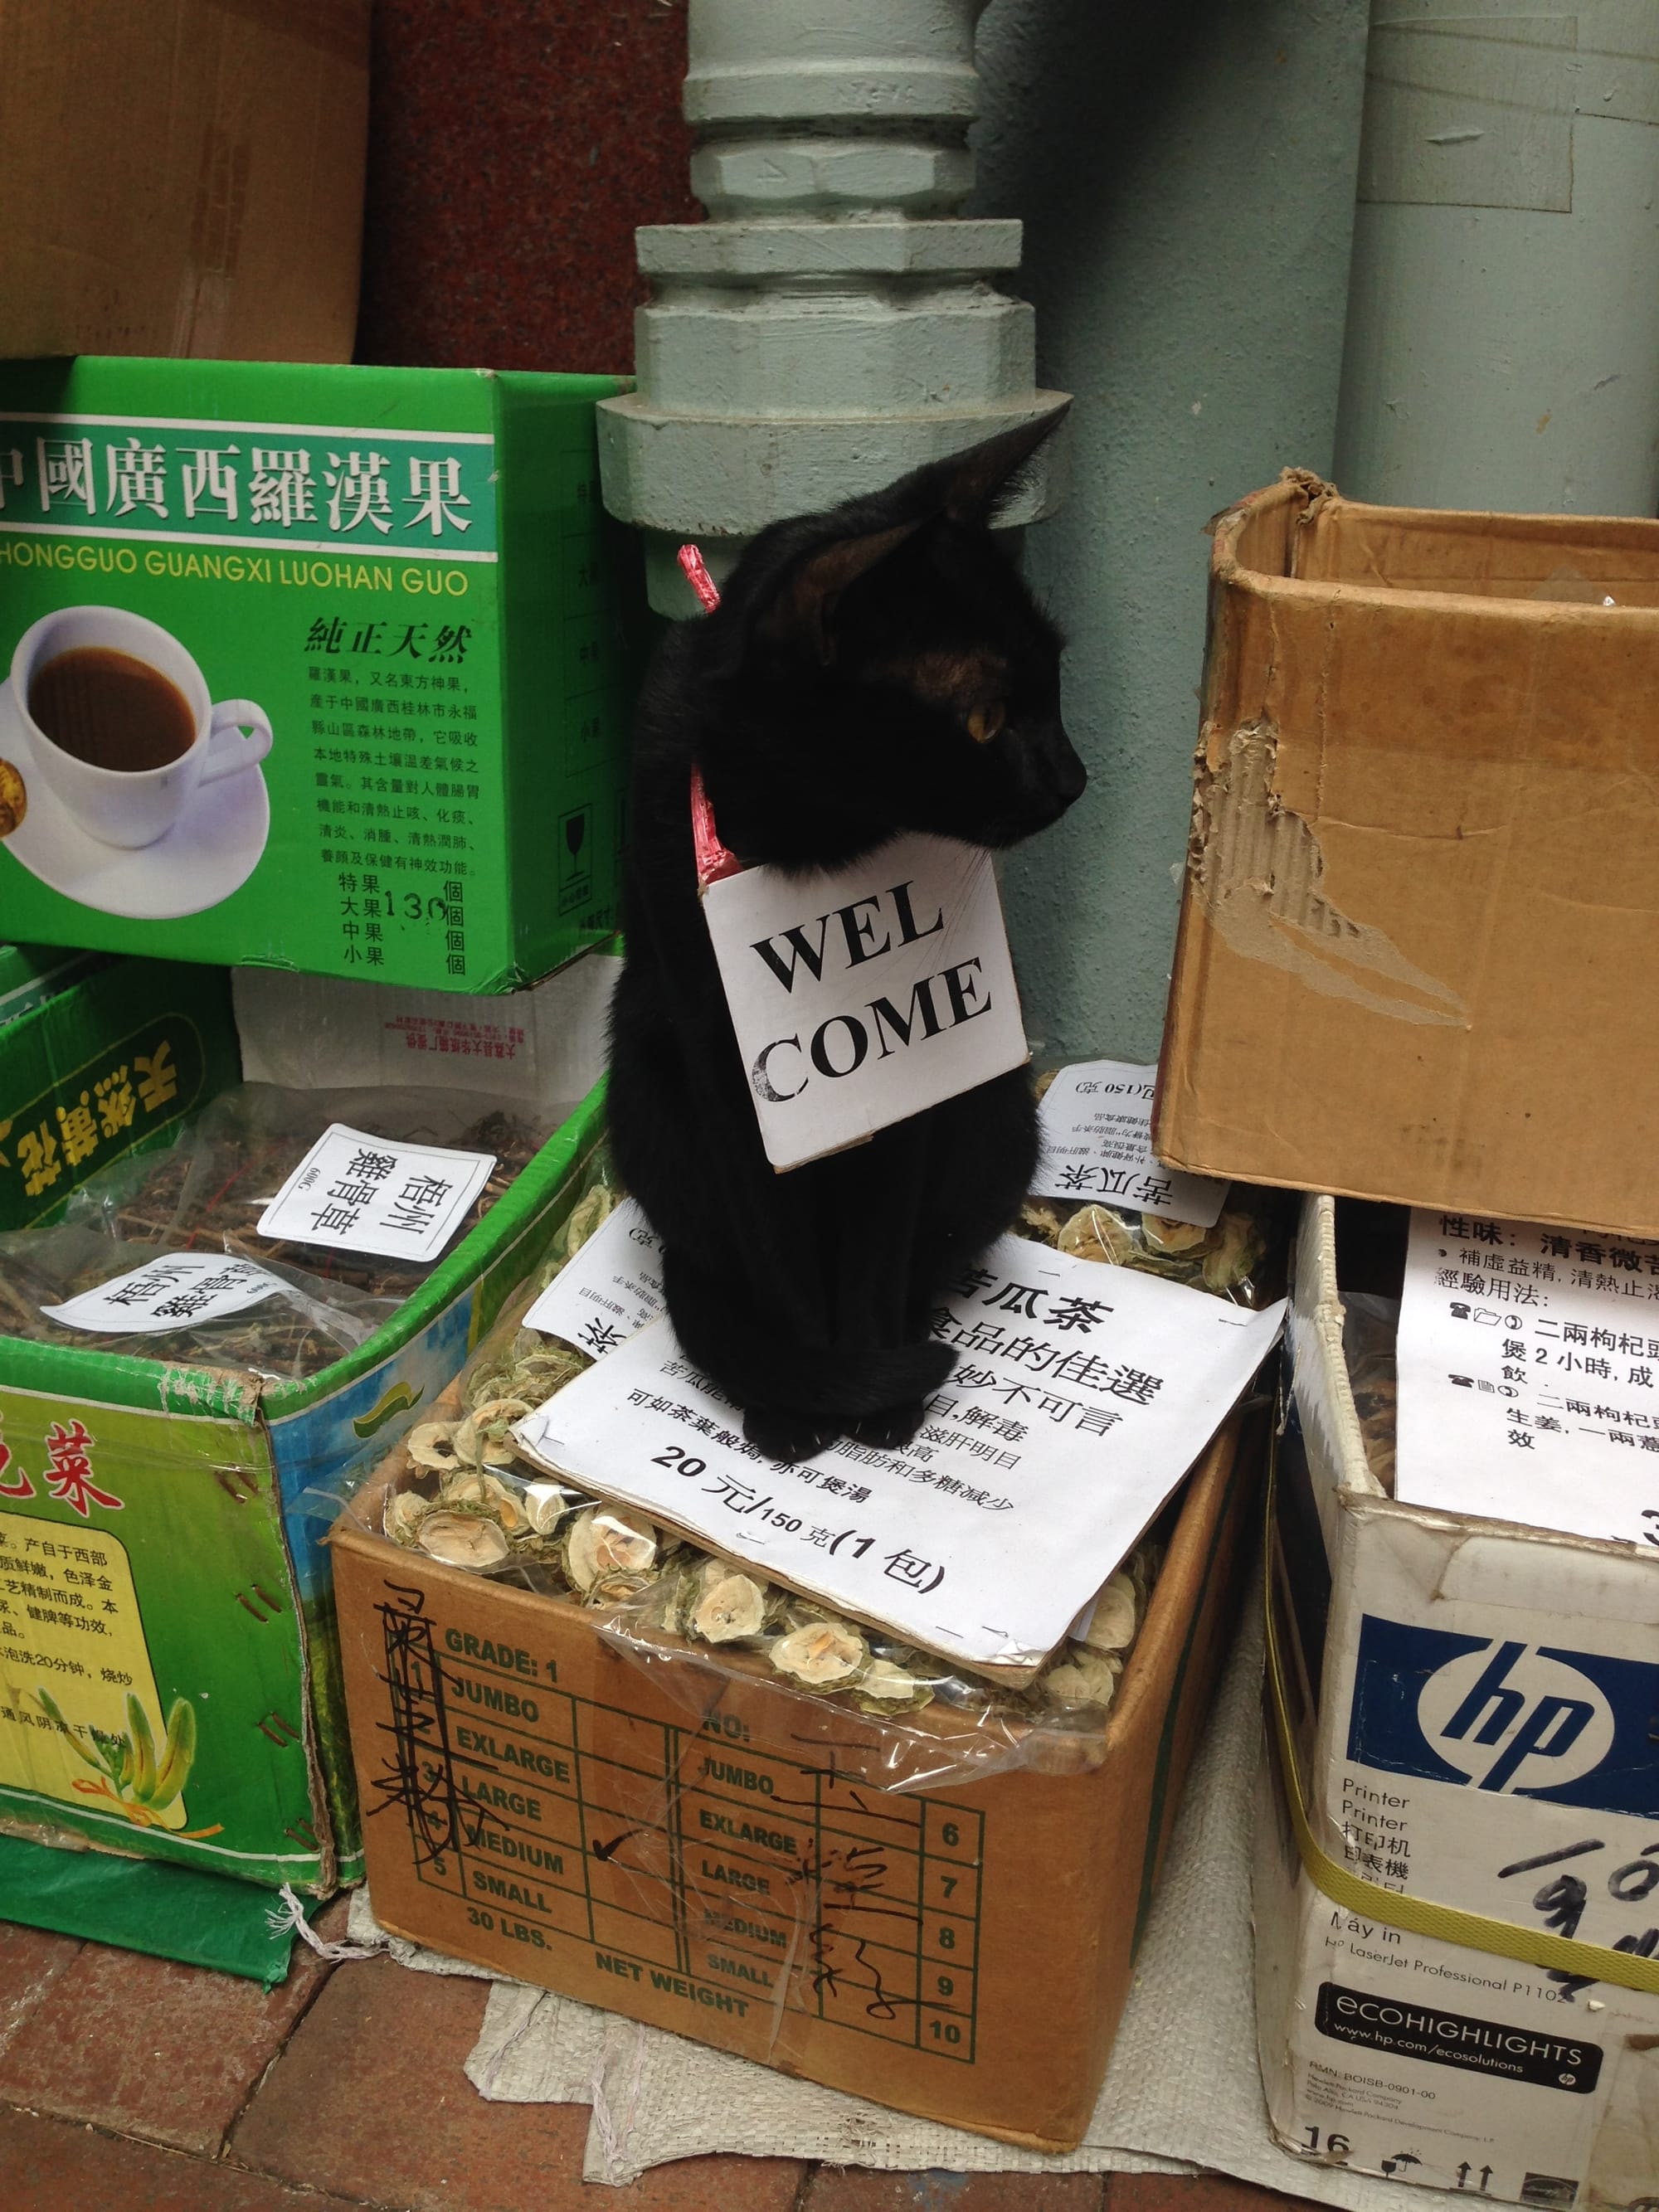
(966, 703, 1005, 745)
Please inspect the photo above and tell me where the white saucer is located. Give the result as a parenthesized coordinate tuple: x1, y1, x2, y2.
(0, 688, 270, 921)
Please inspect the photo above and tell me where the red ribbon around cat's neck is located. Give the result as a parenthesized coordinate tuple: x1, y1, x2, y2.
(678, 543, 744, 889)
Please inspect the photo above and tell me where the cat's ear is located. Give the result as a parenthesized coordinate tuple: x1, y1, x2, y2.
(761, 520, 922, 664)
(932, 404, 1071, 526)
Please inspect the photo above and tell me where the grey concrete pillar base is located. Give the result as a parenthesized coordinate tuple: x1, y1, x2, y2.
(601, 387, 1068, 552)
(600, 0, 1065, 614)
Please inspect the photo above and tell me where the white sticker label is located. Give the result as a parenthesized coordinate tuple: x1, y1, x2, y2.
(521, 1198, 664, 1359)
(41, 1252, 288, 1334)
(1397, 1206, 1659, 1543)
(255, 1124, 494, 1264)
(516, 1235, 1282, 1669)
(701, 832, 1029, 1173)
(1034, 1059, 1227, 1227)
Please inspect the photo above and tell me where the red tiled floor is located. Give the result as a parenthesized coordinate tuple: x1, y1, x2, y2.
(1111, 2178, 1324, 2210)
(807, 2172, 1107, 2210)
(0, 1922, 81, 2061)
(0, 1899, 348, 2157)
(0, 2103, 357, 2212)
(228, 1954, 809, 2212)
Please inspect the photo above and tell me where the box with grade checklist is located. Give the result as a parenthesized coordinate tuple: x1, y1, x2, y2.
(0, 357, 645, 991)
(331, 1397, 1266, 2147)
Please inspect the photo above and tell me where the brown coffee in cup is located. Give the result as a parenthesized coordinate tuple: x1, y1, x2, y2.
(28, 647, 196, 772)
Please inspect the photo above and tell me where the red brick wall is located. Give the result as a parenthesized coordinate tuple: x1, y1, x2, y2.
(356, 0, 698, 374)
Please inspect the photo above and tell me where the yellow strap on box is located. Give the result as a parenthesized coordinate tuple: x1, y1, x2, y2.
(1263, 1435, 1659, 2000)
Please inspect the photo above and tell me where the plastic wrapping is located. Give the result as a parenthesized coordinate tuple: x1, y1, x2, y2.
(63, 1082, 555, 1303)
(338, 1152, 1167, 1791)
(1015, 1190, 1282, 1306)
(1342, 1290, 1400, 1495)
(0, 1223, 398, 1380)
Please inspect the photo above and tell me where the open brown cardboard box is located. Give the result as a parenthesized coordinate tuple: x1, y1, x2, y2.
(330, 1392, 1267, 2150)
(1156, 473, 1659, 1238)
(0, 0, 368, 361)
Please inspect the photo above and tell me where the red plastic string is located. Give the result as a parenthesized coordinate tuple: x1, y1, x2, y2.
(679, 545, 744, 887)
(677, 541, 722, 615)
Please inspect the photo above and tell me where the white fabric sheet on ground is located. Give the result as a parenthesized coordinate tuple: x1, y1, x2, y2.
(392, 1578, 1421, 2205)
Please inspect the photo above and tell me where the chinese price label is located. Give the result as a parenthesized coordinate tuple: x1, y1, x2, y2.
(515, 1234, 1283, 1670)
(521, 1199, 664, 1360)
(701, 833, 1029, 1172)
(1396, 1208, 1659, 1544)
(40, 1253, 287, 1335)
(1034, 1059, 1227, 1228)
(255, 1124, 494, 1265)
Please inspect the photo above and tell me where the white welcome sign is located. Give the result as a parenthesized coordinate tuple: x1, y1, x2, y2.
(701, 831, 1029, 1171)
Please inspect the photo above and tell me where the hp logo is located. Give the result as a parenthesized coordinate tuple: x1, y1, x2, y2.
(1348, 1616, 1659, 1816)
(1416, 1640, 1615, 1796)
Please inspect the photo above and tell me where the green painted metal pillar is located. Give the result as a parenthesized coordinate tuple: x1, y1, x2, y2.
(598, 0, 1068, 618)
(1336, 0, 1659, 514)
(971, 0, 1372, 1060)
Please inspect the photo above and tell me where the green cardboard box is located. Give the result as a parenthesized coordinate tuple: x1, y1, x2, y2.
(0, 357, 642, 990)
(0, 942, 107, 1032)
(0, 955, 609, 1892)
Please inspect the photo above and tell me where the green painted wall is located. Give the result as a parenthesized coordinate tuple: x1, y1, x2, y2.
(971, 0, 1370, 1060)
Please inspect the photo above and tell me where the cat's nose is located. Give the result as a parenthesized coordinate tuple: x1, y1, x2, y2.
(1051, 742, 1087, 806)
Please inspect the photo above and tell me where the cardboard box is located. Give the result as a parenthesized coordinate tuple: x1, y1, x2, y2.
(0, 942, 107, 1032)
(0, 956, 613, 1892)
(330, 1398, 1264, 2149)
(0, 355, 644, 991)
(232, 949, 620, 1116)
(1255, 1192, 1659, 2205)
(0, 954, 236, 1233)
(1156, 475, 1659, 1239)
(0, 0, 369, 362)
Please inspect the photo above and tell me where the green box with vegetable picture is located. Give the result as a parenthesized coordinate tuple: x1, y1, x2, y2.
(0, 357, 643, 991)
(0, 955, 609, 1894)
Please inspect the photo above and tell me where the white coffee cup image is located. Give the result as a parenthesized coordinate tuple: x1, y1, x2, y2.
(9, 605, 272, 850)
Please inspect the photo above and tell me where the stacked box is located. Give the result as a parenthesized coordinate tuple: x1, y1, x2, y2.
(0, 953, 611, 1892)
(329, 1383, 1266, 2149)
(0, 356, 644, 990)
(1256, 1194, 1659, 2207)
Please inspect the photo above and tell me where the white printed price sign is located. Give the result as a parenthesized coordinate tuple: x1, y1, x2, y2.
(1034, 1059, 1227, 1227)
(1397, 1206, 1659, 1544)
(522, 1198, 664, 1359)
(40, 1252, 288, 1334)
(256, 1125, 494, 1264)
(515, 1234, 1283, 1670)
(702, 831, 1029, 1172)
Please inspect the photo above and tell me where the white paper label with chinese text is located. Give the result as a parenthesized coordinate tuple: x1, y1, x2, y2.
(1396, 1207, 1659, 1543)
(515, 1236, 1282, 1670)
(40, 1252, 289, 1334)
(521, 1198, 664, 1359)
(255, 1124, 494, 1264)
(701, 832, 1029, 1173)
(1034, 1059, 1227, 1226)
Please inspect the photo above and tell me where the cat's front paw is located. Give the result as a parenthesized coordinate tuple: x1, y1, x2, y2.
(846, 1399, 927, 1451)
(743, 1404, 842, 1464)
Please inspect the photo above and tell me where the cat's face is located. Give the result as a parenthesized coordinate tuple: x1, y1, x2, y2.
(697, 416, 1087, 861)
(819, 523, 1084, 849)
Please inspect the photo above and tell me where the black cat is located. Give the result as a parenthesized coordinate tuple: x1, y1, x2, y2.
(606, 414, 1087, 1464)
